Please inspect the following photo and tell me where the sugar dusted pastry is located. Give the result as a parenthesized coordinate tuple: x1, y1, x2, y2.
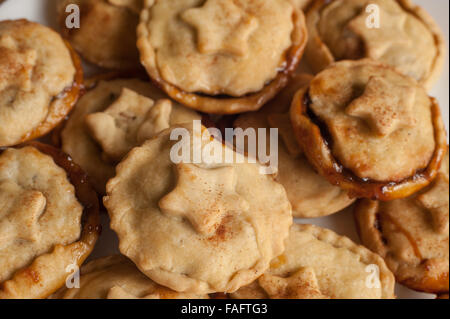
(234, 74, 354, 218)
(305, 0, 444, 89)
(104, 124, 292, 294)
(57, 0, 143, 70)
(355, 151, 449, 294)
(0, 19, 82, 147)
(61, 77, 200, 194)
(0, 142, 100, 299)
(137, 0, 308, 114)
(231, 224, 396, 299)
(52, 255, 209, 299)
(290, 60, 447, 201)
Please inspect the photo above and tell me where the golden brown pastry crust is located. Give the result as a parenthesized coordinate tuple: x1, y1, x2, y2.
(354, 151, 449, 294)
(0, 142, 100, 299)
(231, 224, 396, 299)
(137, 0, 308, 114)
(104, 124, 292, 294)
(0, 19, 83, 147)
(290, 60, 447, 201)
(305, 0, 444, 90)
(57, 0, 142, 70)
(52, 255, 209, 299)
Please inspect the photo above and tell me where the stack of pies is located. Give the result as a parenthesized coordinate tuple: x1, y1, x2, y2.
(0, 0, 447, 299)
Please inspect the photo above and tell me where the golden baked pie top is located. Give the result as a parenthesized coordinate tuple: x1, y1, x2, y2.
(231, 224, 396, 299)
(307, 60, 436, 182)
(306, 0, 444, 88)
(58, 0, 142, 70)
(138, 0, 297, 97)
(0, 20, 76, 146)
(61, 78, 200, 194)
(355, 152, 449, 293)
(0, 147, 83, 283)
(104, 124, 292, 294)
(53, 255, 209, 299)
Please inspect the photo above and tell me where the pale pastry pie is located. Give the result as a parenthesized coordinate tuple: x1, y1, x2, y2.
(57, 0, 143, 70)
(52, 255, 209, 299)
(61, 77, 201, 194)
(234, 74, 354, 218)
(0, 19, 83, 147)
(0, 142, 100, 299)
(305, 0, 444, 89)
(231, 224, 396, 299)
(104, 124, 293, 294)
(137, 0, 308, 114)
(355, 151, 449, 294)
(290, 59, 447, 201)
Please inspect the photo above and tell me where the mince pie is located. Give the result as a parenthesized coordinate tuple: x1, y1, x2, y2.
(57, 0, 143, 70)
(0, 19, 82, 147)
(231, 224, 396, 299)
(305, 0, 444, 89)
(290, 59, 447, 200)
(355, 150, 449, 294)
(137, 0, 308, 114)
(104, 124, 292, 294)
(0, 143, 100, 299)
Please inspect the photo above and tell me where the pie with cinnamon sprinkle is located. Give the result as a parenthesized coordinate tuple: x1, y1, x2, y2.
(104, 124, 292, 294)
(61, 77, 200, 194)
(231, 224, 396, 299)
(305, 0, 444, 89)
(0, 19, 83, 147)
(0, 142, 100, 299)
(52, 255, 209, 299)
(354, 150, 449, 294)
(290, 60, 447, 200)
(137, 0, 308, 114)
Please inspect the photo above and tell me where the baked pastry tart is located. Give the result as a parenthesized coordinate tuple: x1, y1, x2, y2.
(57, 0, 143, 70)
(305, 0, 444, 89)
(104, 124, 292, 294)
(52, 255, 209, 299)
(61, 77, 200, 194)
(290, 60, 447, 201)
(231, 224, 396, 299)
(0, 19, 83, 147)
(137, 0, 308, 114)
(355, 150, 449, 294)
(0, 142, 100, 299)
(235, 74, 354, 218)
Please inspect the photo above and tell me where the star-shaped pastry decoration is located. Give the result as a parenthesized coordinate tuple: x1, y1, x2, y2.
(0, 35, 37, 92)
(258, 268, 329, 299)
(159, 163, 250, 236)
(347, 4, 410, 59)
(85, 88, 172, 162)
(181, 0, 259, 56)
(0, 181, 46, 248)
(267, 113, 303, 158)
(346, 76, 417, 137)
(416, 174, 449, 234)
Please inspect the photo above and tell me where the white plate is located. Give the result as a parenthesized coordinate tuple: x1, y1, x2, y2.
(0, 0, 448, 300)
